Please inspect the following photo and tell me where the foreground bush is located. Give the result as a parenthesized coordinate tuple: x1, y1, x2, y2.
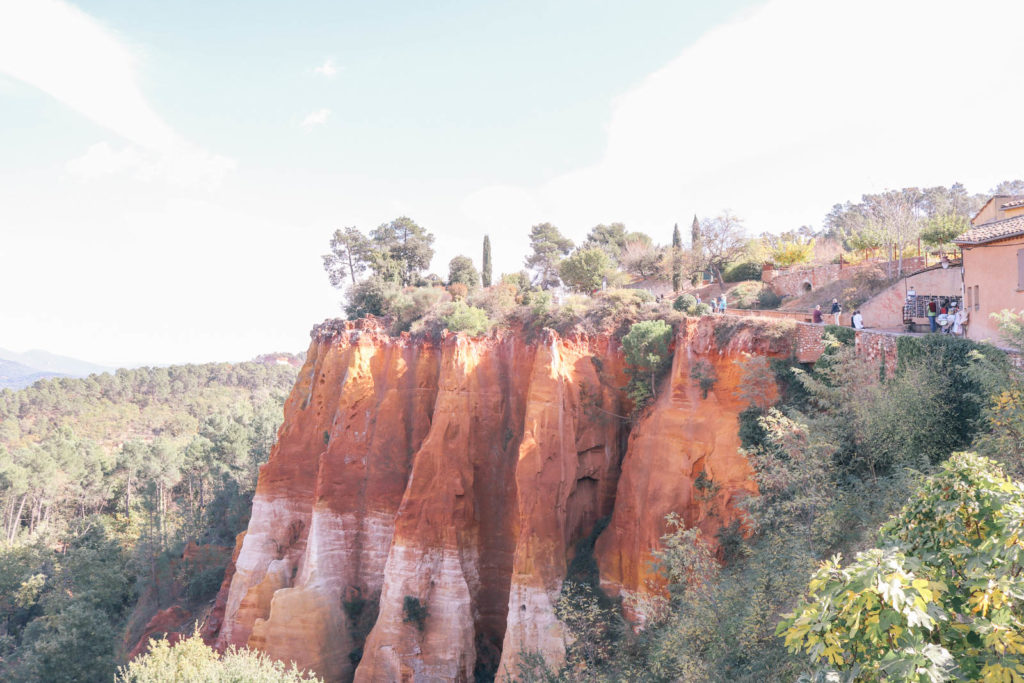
(118, 634, 322, 682)
(779, 453, 1024, 682)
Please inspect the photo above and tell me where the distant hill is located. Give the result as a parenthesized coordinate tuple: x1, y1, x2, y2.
(0, 347, 114, 379)
(0, 358, 66, 390)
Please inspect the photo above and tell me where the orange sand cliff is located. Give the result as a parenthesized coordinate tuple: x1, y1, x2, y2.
(205, 316, 791, 681)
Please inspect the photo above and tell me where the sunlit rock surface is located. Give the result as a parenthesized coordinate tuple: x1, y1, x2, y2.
(208, 316, 791, 681)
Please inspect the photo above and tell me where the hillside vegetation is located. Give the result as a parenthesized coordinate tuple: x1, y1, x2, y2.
(0, 360, 298, 681)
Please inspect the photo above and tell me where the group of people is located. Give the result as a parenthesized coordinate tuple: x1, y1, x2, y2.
(690, 293, 728, 313)
(812, 299, 863, 329)
(906, 287, 969, 336)
(924, 297, 969, 336)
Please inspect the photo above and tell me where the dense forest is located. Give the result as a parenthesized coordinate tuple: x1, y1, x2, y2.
(0, 360, 298, 681)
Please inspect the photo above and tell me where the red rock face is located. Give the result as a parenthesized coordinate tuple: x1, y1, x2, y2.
(211, 316, 791, 681)
(594, 317, 790, 608)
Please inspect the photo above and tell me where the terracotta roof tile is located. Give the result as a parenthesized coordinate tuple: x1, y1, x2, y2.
(955, 214, 1024, 245)
(1001, 198, 1024, 209)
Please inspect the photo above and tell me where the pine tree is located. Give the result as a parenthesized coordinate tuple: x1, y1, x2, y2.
(481, 235, 492, 287)
(671, 223, 682, 293)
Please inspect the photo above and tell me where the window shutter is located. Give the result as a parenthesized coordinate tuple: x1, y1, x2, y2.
(1018, 249, 1024, 289)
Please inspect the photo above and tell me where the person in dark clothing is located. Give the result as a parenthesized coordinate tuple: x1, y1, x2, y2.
(812, 304, 823, 324)
(830, 298, 841, 325)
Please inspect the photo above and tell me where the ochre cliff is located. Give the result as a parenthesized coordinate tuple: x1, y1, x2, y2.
(207, 316, 792, 681)
(594, 318, 789, 606)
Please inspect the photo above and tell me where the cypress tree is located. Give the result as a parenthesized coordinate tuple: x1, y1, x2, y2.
(691, 215, 702, 286)
(671, 223, 682, 293)
(481, 235, 492, 287)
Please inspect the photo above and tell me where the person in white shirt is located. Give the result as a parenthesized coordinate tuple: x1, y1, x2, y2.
(852, 310, 864, 330)
(952, 305, 969, 337)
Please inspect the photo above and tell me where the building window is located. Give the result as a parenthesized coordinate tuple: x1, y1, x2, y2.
(966, 287, 972, 311)
(974, 285, 980, 311)
(1018, 249, 1024, 290)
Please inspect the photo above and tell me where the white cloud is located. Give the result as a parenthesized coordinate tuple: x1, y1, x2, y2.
(300, 108, 331, 131)
(463, 0, 1024, 241)
(313, 58, 338, 78)
(65, 141, 236, 190)
(0, 0, 234, 188)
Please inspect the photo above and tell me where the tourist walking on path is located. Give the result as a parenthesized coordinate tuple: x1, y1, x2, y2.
(830, 298, 841, 325)
(927, 300, 938, 332)
(719, 293, 727, 313)
(812, 304, 823, 324)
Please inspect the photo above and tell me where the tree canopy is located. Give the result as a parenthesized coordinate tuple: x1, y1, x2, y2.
(368, 216, 435, 286)
(695, 211, 748, 285)
(322, 227, 370, 289)
(447, 255, 479, 289)
(559, 247, 613, 292)
(524, 223, 574, 289)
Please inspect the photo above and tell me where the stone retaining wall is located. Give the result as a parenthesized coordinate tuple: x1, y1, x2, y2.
(720, 313, 918, 374)
(763, 257, 927, 299)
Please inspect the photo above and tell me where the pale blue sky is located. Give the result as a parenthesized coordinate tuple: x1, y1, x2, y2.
(1, 0, 756, 178)
(2, 0, 1023, 366)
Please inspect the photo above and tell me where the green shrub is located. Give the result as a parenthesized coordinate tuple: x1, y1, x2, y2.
(184, 564, 226, 603)
(823, 324, 854, 345)
(550, 295, 593, 331)
(895, 334, 1010, 451)
(519, 289, 552, 315)
(622, 320, 674, 412)
(689, 360, 718, 398)
(756, 288, 782, 309)
(633, 289, 655, 303)
(727, 281, 763, 309)
(723, 261, 762, 282)
(344, 276, 402, 319)
(673, 294, 697, 313)
(442, 302, 491, 336)
(402, 596, 429, 632)
(392, 286, 450, 332)
(582, 289, 646, 333)
(737, 405, 768, 449)
(117, 634, 322, 682)
(694, 302, 712, 316)
(499, 271, 531, 296)
(468, 282, 517, 321)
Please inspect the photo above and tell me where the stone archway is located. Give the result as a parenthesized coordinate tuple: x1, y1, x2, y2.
(802, 281, 812, 292)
